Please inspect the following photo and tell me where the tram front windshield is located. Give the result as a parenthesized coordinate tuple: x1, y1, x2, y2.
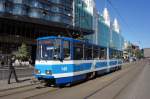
(36, 39, 61, 60)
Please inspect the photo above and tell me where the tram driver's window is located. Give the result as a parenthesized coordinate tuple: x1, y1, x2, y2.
(63, 40, 70, 60)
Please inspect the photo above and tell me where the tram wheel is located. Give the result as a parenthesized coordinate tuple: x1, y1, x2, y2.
(87, 72, 95, 80)
(65, 83, 72, 87)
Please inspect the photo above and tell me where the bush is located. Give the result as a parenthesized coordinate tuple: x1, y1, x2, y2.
(16, 43, 29, 61)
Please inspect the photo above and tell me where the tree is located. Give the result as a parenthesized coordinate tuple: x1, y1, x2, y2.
(135, 50, 144, 59)
(16, 43, 29, 61)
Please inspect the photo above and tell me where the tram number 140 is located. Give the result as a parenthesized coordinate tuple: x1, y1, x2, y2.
(61, 66, 68, 72)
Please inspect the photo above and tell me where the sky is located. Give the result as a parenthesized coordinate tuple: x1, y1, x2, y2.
(95, 0, 150, 48)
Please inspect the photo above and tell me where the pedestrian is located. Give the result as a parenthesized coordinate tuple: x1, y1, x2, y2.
(8, 55, 19, 84)
(1, 55, 5, 67)
(29, 56, 32, 65)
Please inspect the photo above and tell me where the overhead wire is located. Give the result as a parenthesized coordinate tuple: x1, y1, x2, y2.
(106, 0, 135, 34)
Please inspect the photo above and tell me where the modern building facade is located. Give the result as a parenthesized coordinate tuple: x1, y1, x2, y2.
(123, 41, 141, 59)
(85, 7, 124, 59)
(0, 0, 75, 61)
(0, 0, 96, 62)
(0, 0, 125, 63)
(74, 0, 94, 31)
(0, 0, 73, 25)
(85, 0, 98, 44)
(97, 14, 111, 48)
(89, 8, 124, 50)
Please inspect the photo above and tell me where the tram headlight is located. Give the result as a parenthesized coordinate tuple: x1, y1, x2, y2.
(45, 70, 52, 75)
(34, 69, 41, 74)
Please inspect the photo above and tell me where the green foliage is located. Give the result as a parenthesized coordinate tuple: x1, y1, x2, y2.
(16, 43, 29, 61)
(135, 50, 144, 59)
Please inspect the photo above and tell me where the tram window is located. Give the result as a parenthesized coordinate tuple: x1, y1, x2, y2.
(116, 51, 119, 59)
(100, 48, 106, 59)
(113, 50, 118, 59)
(36, 39, 61, 60)
(63, 40, 70, 60)
(113, 50, 116, 59)
(84, 45, 92, 60)
(93, 46, 99, 59)
(117, 51, 123, 59)
(73, 42, 83, 60)
(109, 50, 112, 59)
(36, 43, 41, 60)
(110, 49, 115, 59)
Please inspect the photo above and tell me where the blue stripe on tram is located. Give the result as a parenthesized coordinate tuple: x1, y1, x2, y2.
(95, 62, 107, 68)
(35, 63, 92, 74)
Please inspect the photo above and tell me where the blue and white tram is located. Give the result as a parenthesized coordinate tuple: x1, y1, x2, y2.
(34, 36, 123, 85)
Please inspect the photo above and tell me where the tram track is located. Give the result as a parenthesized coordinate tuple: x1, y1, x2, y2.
(0, 81, 36, 92)
(1, 87, 59, 99)
(0, 83, 40, 98)
(111, 61, 148, 99)
(0, 82, 59, 99)
(0, 76, 61, 99)
(23, 88, 59, 99)
(84, 61, 146, 99)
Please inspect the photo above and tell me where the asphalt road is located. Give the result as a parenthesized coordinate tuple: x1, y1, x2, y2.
(115, 61, 150, 99)
(0, 60, 149, 99)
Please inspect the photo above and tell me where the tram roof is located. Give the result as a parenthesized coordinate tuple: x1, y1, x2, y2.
(37, 36, 74, 41)
(37, 36, 96, 45)
(37, 36, 118, 50)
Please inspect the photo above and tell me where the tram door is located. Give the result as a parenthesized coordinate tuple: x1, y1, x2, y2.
(31, 45, 36, 65)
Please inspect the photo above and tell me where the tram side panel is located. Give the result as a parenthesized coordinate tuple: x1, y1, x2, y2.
(95, 60, 108, 75)
(35, 61, 91, 85)
(35, 60, 122, 85)
(35, 61, 74, 84)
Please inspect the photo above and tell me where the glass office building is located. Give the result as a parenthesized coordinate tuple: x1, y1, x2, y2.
(98, 16, 124, 50)
(111, 30, 124, 50)
(0, 0, 5, 13)
(97, 15, 110, 48)
(74, 0, 93, 31)
(0, 0, 74, 61)
(0, 0, 125, 61)
(87, 13, 124, 51)
(0, 0, 73, 25)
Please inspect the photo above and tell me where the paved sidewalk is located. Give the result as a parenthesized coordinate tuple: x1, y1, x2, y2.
(0, 67, 34, 80)
(0, 65, 34, 70)
(0, 76, 35, 91)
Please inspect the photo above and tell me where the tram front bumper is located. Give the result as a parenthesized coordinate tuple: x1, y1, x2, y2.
(35, 74, 54, 80)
